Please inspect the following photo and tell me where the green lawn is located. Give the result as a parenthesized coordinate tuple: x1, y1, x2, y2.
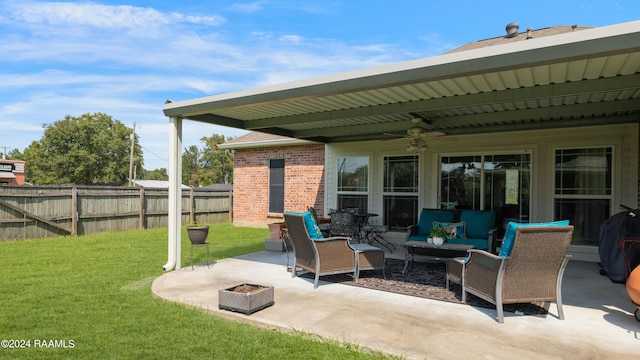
(0, 224, 397, 359)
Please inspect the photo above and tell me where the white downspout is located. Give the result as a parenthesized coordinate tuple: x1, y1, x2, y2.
(163, 116, 183, 271)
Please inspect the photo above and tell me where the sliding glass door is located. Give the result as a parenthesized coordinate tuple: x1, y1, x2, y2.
(441, 153, 531, 237)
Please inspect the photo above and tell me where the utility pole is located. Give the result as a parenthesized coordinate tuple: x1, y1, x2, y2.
(128, 122, 136, 186)
(0, 146, 9, 160)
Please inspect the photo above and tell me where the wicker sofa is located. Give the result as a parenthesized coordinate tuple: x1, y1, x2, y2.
(406, 208, 498, 253)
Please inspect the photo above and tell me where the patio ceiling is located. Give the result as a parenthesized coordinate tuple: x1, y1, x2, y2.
(163, 21, 640, 143)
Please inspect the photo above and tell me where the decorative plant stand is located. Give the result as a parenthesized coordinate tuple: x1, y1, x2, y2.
(218, 284, 274, 315)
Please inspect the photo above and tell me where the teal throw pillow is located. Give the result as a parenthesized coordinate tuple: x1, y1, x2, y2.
(499, 220, 570, 257)
(285, 211, 324, 239)
(432, 221, 466, 239)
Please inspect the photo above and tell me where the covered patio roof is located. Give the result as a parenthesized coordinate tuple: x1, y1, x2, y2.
(162, 21, 640, 271)
(163, 21, 640, 142)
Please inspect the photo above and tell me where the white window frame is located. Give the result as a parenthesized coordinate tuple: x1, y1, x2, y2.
(336, 156, 370, 211)
(382, 154, 419, 230)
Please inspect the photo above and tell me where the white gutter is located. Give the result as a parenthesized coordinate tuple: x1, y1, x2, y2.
(163, 116, 183, 271)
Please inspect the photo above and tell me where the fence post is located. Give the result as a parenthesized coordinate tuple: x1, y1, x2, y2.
(71, 186, 78, 235)
(139, 187, 145, 230)
(189, 188, 195, 223)
(229, 190, 233, 222)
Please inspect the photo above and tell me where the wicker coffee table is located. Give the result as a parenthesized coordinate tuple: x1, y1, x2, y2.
(401, 241, 475, 274)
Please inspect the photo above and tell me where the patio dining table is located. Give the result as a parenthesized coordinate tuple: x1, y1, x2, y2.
(356, 213, 396, 252)
(354, 213, 377, 242)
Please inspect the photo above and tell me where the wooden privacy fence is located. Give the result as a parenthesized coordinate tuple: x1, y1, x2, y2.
(0, 185, 232, 241)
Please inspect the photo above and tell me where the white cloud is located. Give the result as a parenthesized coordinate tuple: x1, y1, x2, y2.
(230, 2, 265, 13)
(279, 34, 303, 43)
(8, 1, 225, 29)
(0, 1, 445, 169)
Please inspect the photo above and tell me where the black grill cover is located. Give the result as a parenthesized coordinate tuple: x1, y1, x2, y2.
(598, 209, 640, 283)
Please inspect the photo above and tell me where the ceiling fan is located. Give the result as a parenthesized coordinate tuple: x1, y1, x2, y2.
(384, 116, 455, 152)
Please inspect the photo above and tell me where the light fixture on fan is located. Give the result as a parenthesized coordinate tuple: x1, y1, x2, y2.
(406, 138, 428, 152)
(406, 117, 426, 137)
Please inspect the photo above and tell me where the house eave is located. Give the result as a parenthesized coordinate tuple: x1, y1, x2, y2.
(218, 138, 322, 150)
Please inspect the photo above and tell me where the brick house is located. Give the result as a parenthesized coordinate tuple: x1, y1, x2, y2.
(219, 131, 325, 227)
(0, 159, 26, 185)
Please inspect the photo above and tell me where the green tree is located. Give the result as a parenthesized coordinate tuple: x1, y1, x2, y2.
(7, 148, 24, 160)
(182, 133, 234, 188)
(200, 134, 234, 184)
(22, 113, 143, 185)
(144, 168, 169, 180)
(182, 145, 203, 187)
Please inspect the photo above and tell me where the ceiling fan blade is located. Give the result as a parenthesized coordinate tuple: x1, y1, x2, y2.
(428, 136, 458, 142)
(380, 132, 408, 141)
(382, 132, 406, 138)
(419, 131, 445, 138)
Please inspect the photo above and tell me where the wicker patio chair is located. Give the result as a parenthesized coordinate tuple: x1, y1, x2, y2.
(284, 213, 358, 288)
(457, 225, 574, 323)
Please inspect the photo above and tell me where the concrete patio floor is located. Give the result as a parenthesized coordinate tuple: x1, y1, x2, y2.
(152, 249, 639, 359)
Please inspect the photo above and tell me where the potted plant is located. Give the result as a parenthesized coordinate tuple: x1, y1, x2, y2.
(430, 226, 448, 246)
(187, 220, 209, 244)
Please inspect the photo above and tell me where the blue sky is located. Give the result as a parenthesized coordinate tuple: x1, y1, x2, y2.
(0, 1, 637, 170)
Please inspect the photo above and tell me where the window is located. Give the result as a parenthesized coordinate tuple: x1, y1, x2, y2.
(383, 155, 418, 231)
(554, 147, 612, 246)
(337, 157, 368, 212)
(484, 154, 531, 225)
(441, 153, 531, 237)
(268, 159, 284, 213)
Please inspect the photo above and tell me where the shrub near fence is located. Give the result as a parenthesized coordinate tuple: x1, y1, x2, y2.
(0, 185, 232, 241)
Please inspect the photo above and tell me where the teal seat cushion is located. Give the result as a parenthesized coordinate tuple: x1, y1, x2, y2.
(460, 210, 496, 239)
(285, 211, 324, 239)
(416, 210, 455, 236)
(499, 220, 570, 257)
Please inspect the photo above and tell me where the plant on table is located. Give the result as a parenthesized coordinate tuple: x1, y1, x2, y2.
(429, 226, 448, 239)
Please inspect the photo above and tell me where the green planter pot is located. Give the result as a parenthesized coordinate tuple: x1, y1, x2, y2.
(187, 226, 209, 244)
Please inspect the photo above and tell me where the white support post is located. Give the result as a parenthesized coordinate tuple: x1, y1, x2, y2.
(164, 116, 183, 271)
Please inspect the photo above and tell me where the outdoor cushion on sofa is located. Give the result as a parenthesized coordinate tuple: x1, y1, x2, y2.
(407, 209, 455, 241)
(445, 210, 496, 251)
(406, 208, 498, 252)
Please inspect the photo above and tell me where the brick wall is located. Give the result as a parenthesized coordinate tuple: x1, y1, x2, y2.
(233, 144, 325, 225)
